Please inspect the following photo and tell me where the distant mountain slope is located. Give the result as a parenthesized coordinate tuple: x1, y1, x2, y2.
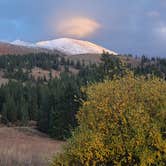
(36, 38, 117, 56)
(0, 42, 45, 55)
(11, 40, 36, 47)
(0, 42, 62, 55)
(0, 38, 117, 57)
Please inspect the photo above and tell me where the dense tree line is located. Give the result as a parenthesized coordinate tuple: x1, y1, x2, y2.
(0, 81, 37, 125)
(0, 73, 83, 139)
(0, 53, 60, 70)
(0, 53, 165, 81)
(79, 54, 166, 84)
(0, 53, 85, 81)
(38, 73, 83, 139)
(134, 55, 166, 79)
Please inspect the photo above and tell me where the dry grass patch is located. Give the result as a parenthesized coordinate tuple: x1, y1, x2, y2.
(0, 127, 64, 166)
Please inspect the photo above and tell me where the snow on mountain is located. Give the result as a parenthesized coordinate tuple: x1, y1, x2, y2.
(11, 40, 36, 47)
(36, 38, 117, 55)
(10, 38, 117, 56)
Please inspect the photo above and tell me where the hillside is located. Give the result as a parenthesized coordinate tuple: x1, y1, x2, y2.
(0, 42, 62, 56)
(0, 38, 117, 58)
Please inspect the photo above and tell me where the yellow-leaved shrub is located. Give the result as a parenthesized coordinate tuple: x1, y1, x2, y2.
(52, 73, 166, 166)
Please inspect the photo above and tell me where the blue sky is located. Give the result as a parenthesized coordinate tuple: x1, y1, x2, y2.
(0, 0, 166, 57)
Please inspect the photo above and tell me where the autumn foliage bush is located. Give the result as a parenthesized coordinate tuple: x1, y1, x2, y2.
(52, 73, 166, 166)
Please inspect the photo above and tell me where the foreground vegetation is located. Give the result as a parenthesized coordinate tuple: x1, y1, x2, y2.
(52, 74, 166, 166)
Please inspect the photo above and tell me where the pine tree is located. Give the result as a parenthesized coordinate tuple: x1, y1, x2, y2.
(37, 85, 51, 133)
(5, 96, 17, 123)
(20, 98, 29, 125)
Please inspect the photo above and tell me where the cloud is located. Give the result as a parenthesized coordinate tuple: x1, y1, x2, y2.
(159, 26, 166, 39)
(55, 17, 101, 38)
(155, 24, 166, 40)
(160, 26, 166, 34)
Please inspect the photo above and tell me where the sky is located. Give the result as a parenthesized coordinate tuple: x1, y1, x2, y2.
(0, 0, 166, 57)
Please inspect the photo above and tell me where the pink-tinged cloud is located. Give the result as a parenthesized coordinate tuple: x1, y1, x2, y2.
(56, 17, 101, 38)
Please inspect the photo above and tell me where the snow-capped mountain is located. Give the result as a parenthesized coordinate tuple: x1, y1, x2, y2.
(6, 38, 117, 56)
(36, 38, 117, 55)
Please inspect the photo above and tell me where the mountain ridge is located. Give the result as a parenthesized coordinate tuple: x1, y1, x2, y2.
(0, 38, 117, 56)
(36, 38, 117, 55)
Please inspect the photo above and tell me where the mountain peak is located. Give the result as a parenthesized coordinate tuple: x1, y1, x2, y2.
(9, 38, 117, 56)
(36, 38, 117, 55)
